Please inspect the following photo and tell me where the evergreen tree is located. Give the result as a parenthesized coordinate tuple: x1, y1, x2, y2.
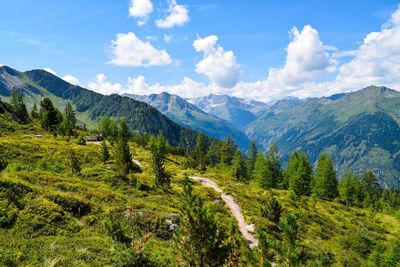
(98, 116, 118, 140)
(147, 134, 170, 188)
(284, 152, 300, 189)
(339, 171, 363, 207)
(30, 102, 39, 120)
(247, 141, 258, 178)
(254, 150, 273, 189)
(261, 193, 283, 226)
(361, 171, 380, 208)
(113, 121, 140, 177)
(39, 97, 62, 131)
(68, 149, 81, 174)
(62, 102, 77, 137)
(220, 136, 236, 165)
(175, 177, 229, 266)
(118, 118, 130, 140)
(206, 140, 220, 167)
(10, 90, 29, 123)
(312, 154, 338, 200)
(289, 153, 313, 196)
(192, 132, 207, 170)
(265, 143, 282, 188)
(100, 141, 110, 163)
(231, 150, 247, 181)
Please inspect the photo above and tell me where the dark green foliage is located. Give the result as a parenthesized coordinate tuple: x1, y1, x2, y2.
(0, 195, 19, 228)
(62, 102, 77, 137)
(369, 244, 385, 267)
(385, 238, 400, 266)
(261, 194, 283, 226)
(206, 140, 220, 167)
(265, 143, 282, 188)
(98, 116, 118, 140)
(105, 220, 130, 244)
(10, 91, 29, 123)
(100, 141, 110, 163)
(0, 157, 8, 172)
(339, 171, 363, 207)
(68, 149, 81, 174)
(288, 152, 313, 196)
(361, 171, 380, 208)
(76, 135, 86, 145)
(147, 134, 170, 188)
(175, 177, 229, 266)
(39, 97, 62, 131)
(231, 150, 247, 181)
(312, 154, 338, 200)
(247, 141, 257, 178)
(49, 194, 91, 217)
(191, 132, 207, 170)
(113, 122, 141, 178)
(220, 136, 237, 165)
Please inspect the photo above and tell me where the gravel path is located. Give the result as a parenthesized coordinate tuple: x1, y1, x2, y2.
(189, 176, 259, 249)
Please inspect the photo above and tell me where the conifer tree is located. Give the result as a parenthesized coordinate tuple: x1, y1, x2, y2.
(10, 90, 29, 123)
(312, 154, 338, 200)
(254, 150, 273, 188)
(220, 136, 236, 165)
(206, 140, 220, 167)
(192, 132, 207, 170)
(284, 152, 300, 189)
(39, 97, 62, 131)
(30, 102, 39, 120)
(247, 141, 258, 178)
(261, 193, 283, 226)
(100, 141, 110, 163)
(113, 120, 140, 177)
(231, 150, 247, 181)
(338, 171, 363, 207)
(265, 143, 282, 188)
(289, 153, 313, 196)
(62, 102, 77, 137)
(175, 177, 229, 266)
(361, 171, 380, 208)
(147, 134, 170, 188)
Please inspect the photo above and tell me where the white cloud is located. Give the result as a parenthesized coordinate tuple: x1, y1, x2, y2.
(43, 67, 57, 75)
(332, 5, 400, 91)
(129, 0, 153, 26)
(108, 32, 172, 67)
(163, 34, 173, 43)
(62, 75, 79, 85)
(156, 0, 189, 29)
(193, 35, 241, 88)
(88, 73, 123, 95)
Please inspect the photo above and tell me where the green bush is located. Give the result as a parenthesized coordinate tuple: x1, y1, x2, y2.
(0, 195, 19, 228)
(0, 157, 8, 172)
(76, 136, 86, 146)
(49, 194, 91, 217)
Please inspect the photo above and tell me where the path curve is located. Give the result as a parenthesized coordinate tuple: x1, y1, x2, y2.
(189, 176, 258, 249)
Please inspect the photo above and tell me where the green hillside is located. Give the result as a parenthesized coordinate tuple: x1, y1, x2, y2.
(246, 86, 400, 188)
(1, 104, 399, 266)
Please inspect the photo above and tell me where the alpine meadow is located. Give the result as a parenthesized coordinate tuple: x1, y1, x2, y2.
(1, 1, 400, 266)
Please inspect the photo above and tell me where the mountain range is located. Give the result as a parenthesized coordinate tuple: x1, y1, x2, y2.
(1, 65, 400, 187)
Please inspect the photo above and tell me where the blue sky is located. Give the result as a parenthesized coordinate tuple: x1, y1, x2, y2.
(1, 0, 400, 101)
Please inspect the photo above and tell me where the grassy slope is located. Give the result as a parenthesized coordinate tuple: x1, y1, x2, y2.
(0, 116, 399, 266)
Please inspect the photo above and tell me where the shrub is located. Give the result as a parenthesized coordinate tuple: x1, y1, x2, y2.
(0, 157, 8, 172)
(76, 136, 86, 145)
(49, 194, 91, 217)
(0, 195, 19, 228)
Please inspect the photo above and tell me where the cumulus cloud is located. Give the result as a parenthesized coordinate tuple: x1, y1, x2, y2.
(43, 67, 57, 75)
(108, 32, 172, 67)
(193, 35, 241, 88)
(62, 75, 79, 85)
(156, 0, 189, 29)
(332, 6, 400, 91)
(88, 73, 123, 95)
(129, 0, 153, 26)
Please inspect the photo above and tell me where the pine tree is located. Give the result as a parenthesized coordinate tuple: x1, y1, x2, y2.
(231, 150, 247, 180)
(206, 140, 220, 167)
(289, 153, 313, 196)
(254, 150, 273, 189)
(10, 90, 29, 123)
(192, 132, 207, 170)
(247, 141, 258, 178)
(220, 136, 236, 165)
(113, 120, 140, 177)
(147, 134, 170, 188)
(312, 154, 338, 200)
(284, 152, 300, 189)
(62, 102, 77, 137)
(98, 116, 118, 140)
(100, 141, 110, 163)
(261, 193, 283, 226)
(361, 171, 380, 208)
(175, 177, 229, 266)
(265, 143, 282, 188)
(338, 171, 362, 207)
(39, 97, 62, 131)
(68, 149, 81, 174)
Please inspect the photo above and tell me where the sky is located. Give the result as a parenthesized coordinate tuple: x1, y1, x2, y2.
(1, 0, 400, 102)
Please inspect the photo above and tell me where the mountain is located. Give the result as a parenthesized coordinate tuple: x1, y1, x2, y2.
(0, 66, 205, 149)
(246, 86, 400, 187)
(188, 94, 269, 129)
(123, 92, 250, 149)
